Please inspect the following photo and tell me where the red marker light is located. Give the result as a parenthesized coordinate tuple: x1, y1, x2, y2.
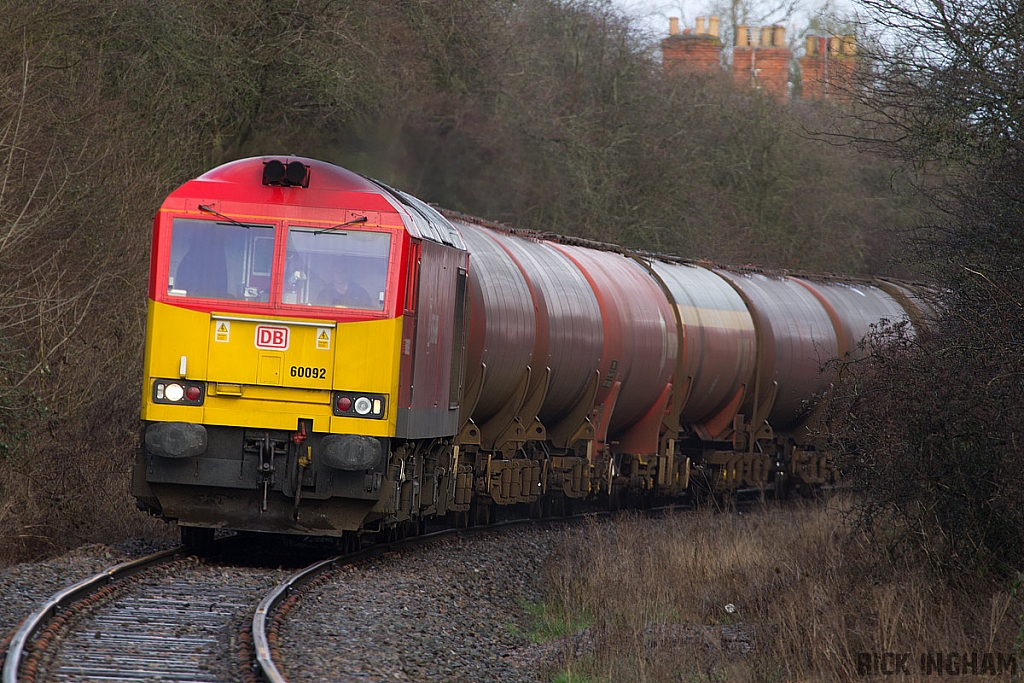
(337, 396, 352, 412)
(186, 386, 201, 401)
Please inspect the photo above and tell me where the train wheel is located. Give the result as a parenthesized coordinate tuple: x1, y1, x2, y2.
(715, 489, 738, 512)
(180, 526, 214, 549)
(469, 500, 494, 526)
(606, 486, 625, 512)
(335, 530, 361, 554)
(773, 471, 791, 501)
(636, 487, 655, 511)
(399, 519, 423, 539)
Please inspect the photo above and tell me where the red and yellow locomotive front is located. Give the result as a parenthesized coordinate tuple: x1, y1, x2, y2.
(132, 157, 468, 540)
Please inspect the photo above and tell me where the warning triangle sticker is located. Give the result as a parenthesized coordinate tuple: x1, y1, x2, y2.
(316, 328, 331, 350)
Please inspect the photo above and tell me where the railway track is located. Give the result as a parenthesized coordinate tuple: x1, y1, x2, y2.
(1, 518, 560, 683)
(2, 547, 183, 683)
(4, 506, 719, 683)
(246, 520, 545, 683)
(1, 538, 296, 683)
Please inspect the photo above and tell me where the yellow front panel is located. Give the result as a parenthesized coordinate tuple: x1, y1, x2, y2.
(207, 317, 336, 388)
(329, 318, 403, 436)
(143, 300, 403, 436)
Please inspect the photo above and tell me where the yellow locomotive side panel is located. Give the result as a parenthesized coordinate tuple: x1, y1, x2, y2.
(143, 300, 403, 435)
(142, 301, 211, 386)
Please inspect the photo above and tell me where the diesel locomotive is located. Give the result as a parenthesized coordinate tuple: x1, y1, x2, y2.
(132, 156, 931, 544)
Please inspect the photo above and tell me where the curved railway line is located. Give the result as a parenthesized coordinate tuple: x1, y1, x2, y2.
(2, 540, 291, 683)
(3, 514, 621, 683)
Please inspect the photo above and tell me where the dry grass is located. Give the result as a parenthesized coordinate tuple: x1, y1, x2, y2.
(0, 450, 174, 566)
(536, 497, 1024, 682)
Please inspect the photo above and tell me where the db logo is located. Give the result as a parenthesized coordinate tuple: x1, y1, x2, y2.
(255, 325, 289, 350)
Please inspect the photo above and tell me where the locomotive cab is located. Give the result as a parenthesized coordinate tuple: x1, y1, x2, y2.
(133, 157, 468, 540)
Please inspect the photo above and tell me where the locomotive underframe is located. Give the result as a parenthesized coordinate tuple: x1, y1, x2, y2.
(135, 412, 837, 540)
(135, 423, 388, 535)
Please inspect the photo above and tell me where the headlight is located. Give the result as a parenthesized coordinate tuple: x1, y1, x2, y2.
(152, 380, 205, 405)
(332, 391, 387, 419)
(164, 383, 185, 402)
(354, 397, 372, 415)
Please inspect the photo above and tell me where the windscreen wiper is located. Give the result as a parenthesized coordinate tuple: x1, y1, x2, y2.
(198, 204, 262, 229)
(312, 215, 367, 235)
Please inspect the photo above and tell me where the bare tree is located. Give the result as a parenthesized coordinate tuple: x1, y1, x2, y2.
(824, 0, 1024, 581)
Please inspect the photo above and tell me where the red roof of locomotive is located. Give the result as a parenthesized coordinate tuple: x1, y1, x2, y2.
(169, 156, 398, 212)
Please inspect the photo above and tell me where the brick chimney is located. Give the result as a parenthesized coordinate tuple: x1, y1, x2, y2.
(662, 16, 724, 76)
(732, 25, 792, 101)
(799, 34, 858, 101)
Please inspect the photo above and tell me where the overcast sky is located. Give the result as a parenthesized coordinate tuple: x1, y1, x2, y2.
(614, 0, 692, 38)
(612, 0, 860, 43)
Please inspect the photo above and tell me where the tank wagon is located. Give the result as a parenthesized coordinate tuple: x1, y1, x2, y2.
(132, 156, 930, 543)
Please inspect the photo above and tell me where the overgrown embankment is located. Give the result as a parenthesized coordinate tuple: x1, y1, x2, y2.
(534, 502, 1023, 682)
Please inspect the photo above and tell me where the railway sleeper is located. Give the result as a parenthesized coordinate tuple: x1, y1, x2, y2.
(376, 440, 458, 525)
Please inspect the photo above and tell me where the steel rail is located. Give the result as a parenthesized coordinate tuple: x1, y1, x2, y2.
(251, 517, 566, 683)
(1, 546, 184, 683)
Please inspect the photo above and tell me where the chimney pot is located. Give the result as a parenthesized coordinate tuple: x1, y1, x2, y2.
(760, 26, 773, 47)
(805, 35, 817, 54)
(829, 36, 842, 54)
(772, 26, 786, 47)
(736, 24, 748, 46)
(842, 34, 857, 55)
(669, 17, 679, 36)
(695, 16, 705, 34)
(708, 16, 720, 38)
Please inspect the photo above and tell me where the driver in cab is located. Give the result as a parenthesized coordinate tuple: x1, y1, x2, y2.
(318, 262, 372, 308)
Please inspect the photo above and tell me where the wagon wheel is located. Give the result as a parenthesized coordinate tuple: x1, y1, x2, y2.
(469, 499, 495, 526)
(180, 525, 215, 549)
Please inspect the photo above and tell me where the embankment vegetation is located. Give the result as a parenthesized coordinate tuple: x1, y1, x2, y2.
(536, 504, 1024, 682)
